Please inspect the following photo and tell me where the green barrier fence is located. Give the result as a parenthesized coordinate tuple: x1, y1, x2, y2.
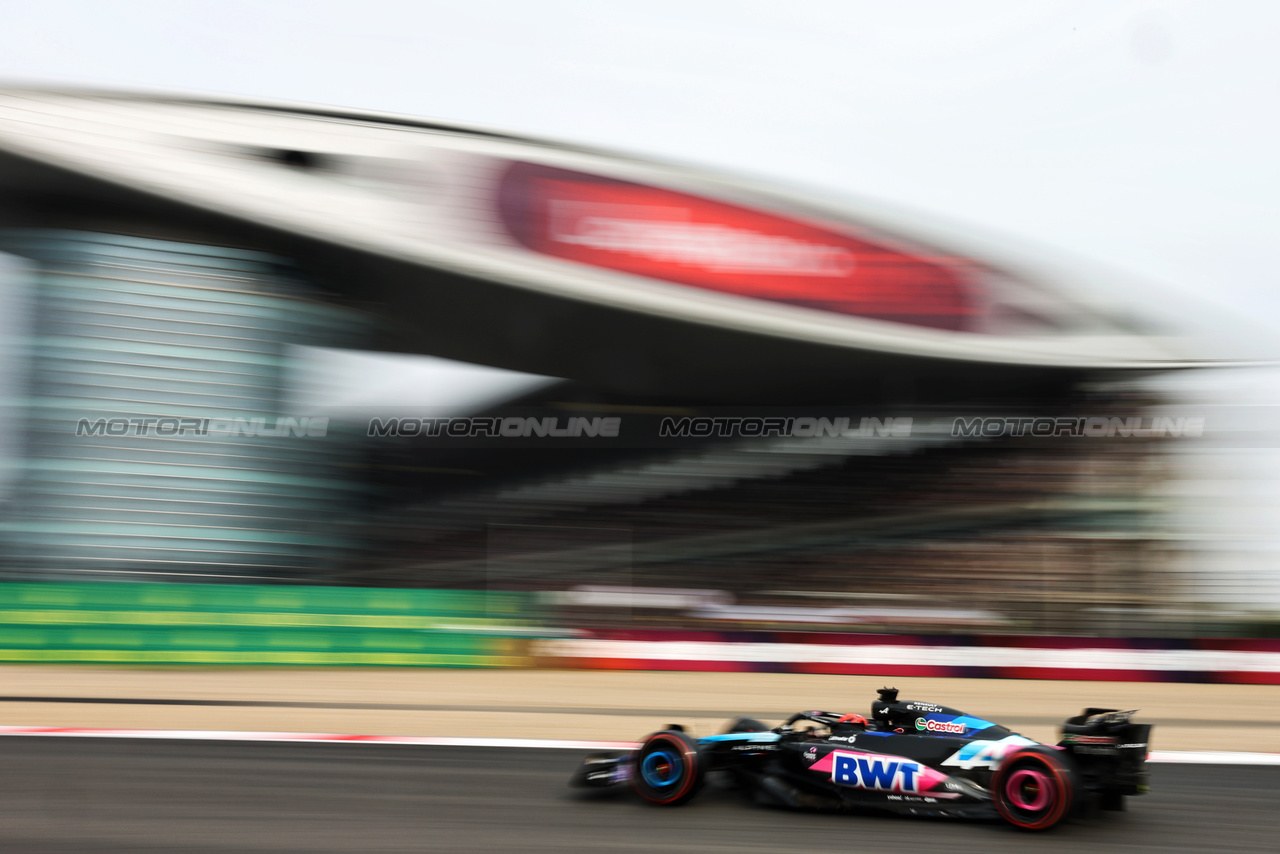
(0, 582, 536, 666)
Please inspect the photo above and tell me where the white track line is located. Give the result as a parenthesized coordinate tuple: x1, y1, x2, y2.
(0, 726, 638, 750)
(1148, 750, 1280, 766)
(1, 726, 1278, 764)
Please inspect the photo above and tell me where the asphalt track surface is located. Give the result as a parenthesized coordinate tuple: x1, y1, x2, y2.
(0, 739, 1276, 854)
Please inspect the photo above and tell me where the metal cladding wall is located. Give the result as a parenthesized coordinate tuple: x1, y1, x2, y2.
(0, 231, 365, 579)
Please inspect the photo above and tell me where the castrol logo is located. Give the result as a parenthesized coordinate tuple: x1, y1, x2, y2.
(915, 717, 966, 734)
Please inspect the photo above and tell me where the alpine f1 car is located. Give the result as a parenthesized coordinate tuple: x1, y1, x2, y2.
(570, 687, 1151, 831)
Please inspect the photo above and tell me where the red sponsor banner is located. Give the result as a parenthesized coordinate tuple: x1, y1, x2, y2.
(537, 630, 1280, 684)
(498, 162, 984, 331)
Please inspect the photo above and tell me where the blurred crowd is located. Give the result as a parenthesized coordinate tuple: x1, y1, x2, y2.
(346, 421, 1193, 637)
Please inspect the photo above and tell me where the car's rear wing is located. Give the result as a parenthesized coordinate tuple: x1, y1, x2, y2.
(1058, 708, 1152, 799)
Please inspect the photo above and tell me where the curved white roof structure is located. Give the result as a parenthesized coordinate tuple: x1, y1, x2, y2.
(0, 88, 1199, 400)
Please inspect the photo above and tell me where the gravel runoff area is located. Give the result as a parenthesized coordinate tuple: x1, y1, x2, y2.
(1, 666, 1277, 751)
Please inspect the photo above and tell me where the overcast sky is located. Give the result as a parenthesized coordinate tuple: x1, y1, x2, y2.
(2, 0, 1278, 341)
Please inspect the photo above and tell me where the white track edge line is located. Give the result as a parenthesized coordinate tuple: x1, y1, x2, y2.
(0, 726, 638, 750)
(1, 727, 1278, 764)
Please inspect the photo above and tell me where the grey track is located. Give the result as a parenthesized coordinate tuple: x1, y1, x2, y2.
(0, 739, 1274, 853)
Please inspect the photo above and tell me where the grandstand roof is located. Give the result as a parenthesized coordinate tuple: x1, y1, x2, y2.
(0, 88, 1201, 400)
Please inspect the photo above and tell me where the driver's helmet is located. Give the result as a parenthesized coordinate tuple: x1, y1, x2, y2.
(836, 713, 870, 728)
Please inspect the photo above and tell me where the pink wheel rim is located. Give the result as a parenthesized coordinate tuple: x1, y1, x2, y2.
(1006, 768, 1051, 811)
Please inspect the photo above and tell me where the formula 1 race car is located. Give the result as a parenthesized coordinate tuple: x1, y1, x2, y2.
(569, 687, 1151, 831)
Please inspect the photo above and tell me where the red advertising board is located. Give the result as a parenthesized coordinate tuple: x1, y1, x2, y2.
(498, 162, 983, 331)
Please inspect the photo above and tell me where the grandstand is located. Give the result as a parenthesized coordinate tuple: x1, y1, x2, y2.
(0, 88, 1204, 635)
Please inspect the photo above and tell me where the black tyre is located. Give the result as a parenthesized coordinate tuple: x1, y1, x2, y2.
(991, 748, 1076, 831)
(629, 730, 704, 806)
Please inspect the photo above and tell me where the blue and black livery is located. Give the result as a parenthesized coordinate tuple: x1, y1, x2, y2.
(569, 687, 1152, 832)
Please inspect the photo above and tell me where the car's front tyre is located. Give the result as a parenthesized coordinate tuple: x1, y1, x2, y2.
(630, 730, 704, 806)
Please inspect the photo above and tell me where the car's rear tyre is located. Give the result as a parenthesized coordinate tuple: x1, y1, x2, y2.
(992, 748, 1075, 831)
(630, 730, 704, 806)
